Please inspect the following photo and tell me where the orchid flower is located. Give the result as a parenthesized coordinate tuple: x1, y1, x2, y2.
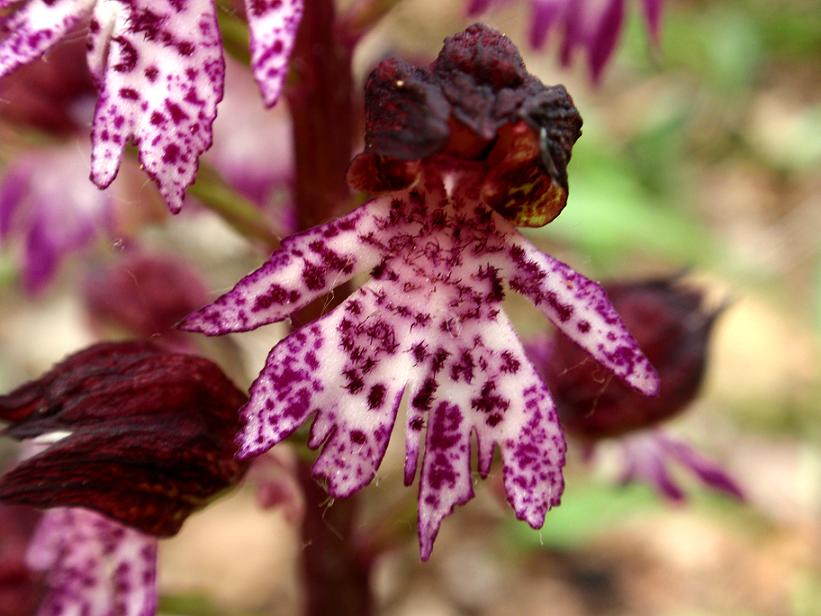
(468, 0, 664, 82)
(0, 0, 304, 212)
(26, 507, 158, 616)
(182, 24, 659, 559)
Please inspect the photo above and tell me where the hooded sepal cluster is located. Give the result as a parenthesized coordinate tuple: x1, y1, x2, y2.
(0, 341, 249, 536)
(348, 24, 583, 228)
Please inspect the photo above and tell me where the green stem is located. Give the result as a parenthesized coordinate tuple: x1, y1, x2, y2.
(188, 165, 280, 250)
(216, 9, 251, 66)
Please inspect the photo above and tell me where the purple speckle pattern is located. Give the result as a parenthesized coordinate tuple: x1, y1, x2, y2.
(183, 167, 657, 558)
(245, 0, 303, 107)
(618, 430, 744, 502)
(88, 0, 225, 213)
(501, 241, 659, 395)
(0, 0, 94, 78)
(26, 508, 158, 616)
(181, 197, 385, 334)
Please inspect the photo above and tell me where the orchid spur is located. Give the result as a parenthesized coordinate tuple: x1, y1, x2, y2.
(182, 24, 659, 559)
(0, 0, 303, 212)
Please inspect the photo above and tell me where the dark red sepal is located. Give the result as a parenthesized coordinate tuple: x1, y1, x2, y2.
(353, 24, 582, 228)
(0, 341, 249, 536)
(433, 23, 529, 138)
(363, 57, 451, 160)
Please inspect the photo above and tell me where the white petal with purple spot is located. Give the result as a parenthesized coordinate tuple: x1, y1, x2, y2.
(181, 195, 399, 334)
(244, 0, 303, 107)
(501, 238, 659, 395)
(89, 0, 224, 213)
(27, 508, 158, 616)
(189, 167, 655, 558)
(0, 0, 94, 78)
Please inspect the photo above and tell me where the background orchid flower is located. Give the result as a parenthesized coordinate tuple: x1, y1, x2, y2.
(528, 275, 743, 501)
(182, 24, 659, 559)
(82, 251, 210, 350)
(0, 141, 114, 295)
(468, 0, 663, 82)
(0, 0, 304, 212)
(26, 507, 158, 616)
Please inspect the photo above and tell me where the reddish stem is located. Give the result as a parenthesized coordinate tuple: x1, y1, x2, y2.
(285, 2, 373, 615)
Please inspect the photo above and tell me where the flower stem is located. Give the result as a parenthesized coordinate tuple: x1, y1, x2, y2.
(297, 460, 373, 616)
(285, 1, 373, 614)
(188, 164, 280, 249)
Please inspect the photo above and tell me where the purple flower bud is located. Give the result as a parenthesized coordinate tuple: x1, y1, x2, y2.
(0, 341, 249, 536)
(82, 252, 210, 348)
(537, 275, 719, 438)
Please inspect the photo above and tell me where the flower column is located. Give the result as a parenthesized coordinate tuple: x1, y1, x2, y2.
(284, 2, 372, 615)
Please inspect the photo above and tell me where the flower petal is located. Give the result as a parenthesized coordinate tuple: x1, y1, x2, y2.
(245, 0, 303, 107)
(413, 310, 566, 559)
(27, 508, 158, 616)
(640, 0, 663, 45)
(587, 0, 625, 83)
(180, 196, 394, 335)
(86, 0, 117, 83)
(0, 0, 94, 79)
(502, 240, 659, 395)
(658, 433, 744, 500)
(89, 0, 225, 213)
(239, 285, 411, 499)
(529, 0, 564, 49)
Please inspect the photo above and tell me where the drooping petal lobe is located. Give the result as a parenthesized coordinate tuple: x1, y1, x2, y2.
(0, 0, 94, 79)
(412, 309, 566, 559)
(241, 285, 411, 497)
(27, 508, 158, 616)
(245, 0, 303, 107)
(180, 196, 395, 335)
(90, 0, 225, 213)
(502, 240, 659, 395)
(619, 431, 743, 501)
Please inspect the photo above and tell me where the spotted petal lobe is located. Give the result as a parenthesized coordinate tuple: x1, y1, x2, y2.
(0, 0, 94, 79)
(245, 0, 303, 107)
(89, 0, 225, 213)
(501, 240, 659, 395)
(241, 284, 411, 497)
(180, 196, 396, 335)
(411, 309, 566, 559)
(26, 508, 158, 616)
